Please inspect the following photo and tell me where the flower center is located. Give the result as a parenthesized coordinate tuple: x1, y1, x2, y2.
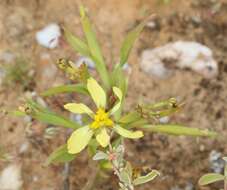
(90, 108, 113, 129)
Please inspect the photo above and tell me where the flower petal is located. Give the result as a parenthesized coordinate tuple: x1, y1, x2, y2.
(96, 128, 110, 147)
(64, 103, 93, 117)
(87, 78, 106, 108)
(114, 125, 144, 139)
(109, 87, 123, 115)
(67, 126, 93, 154)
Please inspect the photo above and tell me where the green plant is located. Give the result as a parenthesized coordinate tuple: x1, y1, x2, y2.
(3, 57, 33, 90)
(15, 5, 217, 190)
(199, 157, 227, 189)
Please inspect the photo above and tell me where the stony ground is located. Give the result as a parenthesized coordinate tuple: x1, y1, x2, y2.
(1, 0, 227, 189)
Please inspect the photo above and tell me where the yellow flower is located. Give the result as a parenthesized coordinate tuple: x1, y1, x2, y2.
(90, 108, 113, 129)
(64, 78, 143, 154)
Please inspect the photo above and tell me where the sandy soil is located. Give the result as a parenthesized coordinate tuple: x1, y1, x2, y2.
(1, 0, 227, 189)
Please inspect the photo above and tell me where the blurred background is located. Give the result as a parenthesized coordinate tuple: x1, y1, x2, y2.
(0, 0, 227, 189)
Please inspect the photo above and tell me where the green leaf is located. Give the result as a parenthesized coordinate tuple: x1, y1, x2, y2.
(141, 124, 217, 137)
(25, 99, 80, 129)
(119, 16, 153, 67)
(198, 173, 225, 186)
(79, 5, 110, 89)
(125, 162, 133, 179)
(133, 170, 160, 186)
(118, 111, 142, 124)
(41, 84, 88, 97)
(26, 99, 52, 114)
(10, 110, 26, 117)
(33, 111, 80, 129)
(87, 139, 99, 156)
(119, 168, 131, 185)
(45, 144, 76, 166)
(63, 28, 90, 56)
(93, 151, 109, 161)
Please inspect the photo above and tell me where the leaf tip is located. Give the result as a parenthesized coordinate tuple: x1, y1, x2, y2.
(79, 5, 86, 18)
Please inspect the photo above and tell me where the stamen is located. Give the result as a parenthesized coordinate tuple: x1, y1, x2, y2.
(90, 108, 113, 129)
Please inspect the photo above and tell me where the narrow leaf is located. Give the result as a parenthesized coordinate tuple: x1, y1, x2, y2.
(199, 173, 225, 186)
(63, 28, 90, 56)
(34, 111, 80, 129)
(41, 84, 88, 97)
(118, 111, 142, 124)
(45, 144, 76, 166)
(119, 15, 154, 67)
(79, 6, 110, 88)
(10, 110, 26, 117)
(26, 100, 81, 129)
(119, 169, 131, 185)
(133, 170, 160, 186)
(141, 125, 217, 137)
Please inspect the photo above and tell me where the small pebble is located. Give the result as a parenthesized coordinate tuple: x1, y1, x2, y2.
(44, 126, 60, 139)
(33, 175, 39, 182)
(122, 63, 132, 74)
(0, 164, 23, 190)
(19, 141, 30, 154)
(36, 23, 61, 49)
(75, 56, 95, 69)
(146, 21, 157, 29)
(209, 150, 225, 173)
(70, 113, 83, 125)
(159, 116, 170, 124)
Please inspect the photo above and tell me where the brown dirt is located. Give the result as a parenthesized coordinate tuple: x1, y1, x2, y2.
(1, 0, 227, 189)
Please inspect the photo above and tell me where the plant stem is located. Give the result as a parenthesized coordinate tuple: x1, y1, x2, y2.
(108, 144, 134, 190)
(63, 163, 70, 190)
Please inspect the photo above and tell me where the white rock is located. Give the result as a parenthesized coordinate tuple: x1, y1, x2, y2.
(146, 21, 157, 29)
(140, 41, 218, 79)
(159, 116, 170, 123)
(19, 141, 30, 154)
(0, 164, 23, 190)
(32, 175, 39, 182)
(70, 113, 83, 125)
(209, 150, 224, 173)
(75, 56, 95, 69)
(36, 23, 61, 49)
